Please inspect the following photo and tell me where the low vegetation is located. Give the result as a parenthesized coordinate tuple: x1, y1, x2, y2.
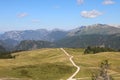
(0, 52, 14, 59)
(91, 60, 113, 80)
(84, 46, 115, 54)
(0, 45, 14, 59)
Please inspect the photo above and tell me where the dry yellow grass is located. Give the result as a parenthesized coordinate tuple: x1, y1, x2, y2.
(64, 48, 120, 79)
(0, 48, 75, 80)
(0, 48, 119, 80)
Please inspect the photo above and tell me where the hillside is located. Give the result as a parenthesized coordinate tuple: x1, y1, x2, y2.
(64, 48, 120, 80)
(0, 45, 6, 53)
(0, 39, 18, 51)
(15, 40, 56, 50)
(0, 48, 119, 80)
(0, 48, 75, 80)
(57, 34, 120, 49)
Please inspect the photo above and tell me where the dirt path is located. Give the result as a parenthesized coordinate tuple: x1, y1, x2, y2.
(60, 48, 80, 80)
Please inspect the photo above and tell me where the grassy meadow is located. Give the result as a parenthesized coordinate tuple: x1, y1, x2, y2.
(0, 48, 120, 80)
(0, 48, 75, 80)
(64, 48, 120, 80)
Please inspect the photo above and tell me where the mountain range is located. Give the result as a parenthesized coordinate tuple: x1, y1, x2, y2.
(0, 29, 67, 42)
(0, 24, 120, 51)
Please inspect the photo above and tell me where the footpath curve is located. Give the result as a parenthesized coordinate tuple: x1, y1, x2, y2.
(60, 48, 80, 80)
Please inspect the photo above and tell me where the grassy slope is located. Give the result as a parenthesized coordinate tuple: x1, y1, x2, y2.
(0, 48, 120, 80)
(0, 48, 75, 80)
(64, 48, 120, 80)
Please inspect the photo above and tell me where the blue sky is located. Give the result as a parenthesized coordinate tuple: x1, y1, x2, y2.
(0, 0, 120, 32)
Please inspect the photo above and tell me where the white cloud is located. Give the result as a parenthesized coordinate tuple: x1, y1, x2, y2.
(77, 0, 84, 5)
(103, 0, 115, 5)
(81, 10, 103, 18)
(17, 13, 28, 18)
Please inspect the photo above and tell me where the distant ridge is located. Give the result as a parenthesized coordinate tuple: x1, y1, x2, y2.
(0, 29, 67, 41)
(0, 24, 120, 41)
(0, 24, 120, 50)
(67, 24, 120, 36)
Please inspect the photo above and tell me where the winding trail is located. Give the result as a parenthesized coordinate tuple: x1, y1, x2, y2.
(60, 48, 80, 80)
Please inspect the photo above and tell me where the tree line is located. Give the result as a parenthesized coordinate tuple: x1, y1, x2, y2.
(84, 46, 117, 54)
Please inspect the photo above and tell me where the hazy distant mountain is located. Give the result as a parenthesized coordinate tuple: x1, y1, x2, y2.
(0, 45, 6, 53)
(0, 39, 18, 51)
(1, 24, 120, 42)
(48, 29, 68, 41)
(56, 34, 120, 49)
(3, 39, 19, 50)
(56, 24, 120, 49)
(109, 24, 120, 28)
(0, 24, 120, 50)
(67, 24, 120, 36)
(0, 29, 68, 42)
(15, 40, 56, 50)
(0, 29, 48, 41)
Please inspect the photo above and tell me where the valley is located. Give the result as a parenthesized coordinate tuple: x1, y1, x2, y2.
(1, 0, 120, 80)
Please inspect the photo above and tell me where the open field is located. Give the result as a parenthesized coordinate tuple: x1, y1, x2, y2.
(0, 48, 120, 80)
(0, 48, 75, 80)
(64, 48, 120, 80)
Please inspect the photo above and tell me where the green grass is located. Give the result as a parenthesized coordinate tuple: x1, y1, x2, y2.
(11, 63, 75, 80)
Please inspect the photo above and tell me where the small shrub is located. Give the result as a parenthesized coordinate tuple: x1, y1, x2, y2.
(91, 60, 114, 80)
(20, 69, 31, 77)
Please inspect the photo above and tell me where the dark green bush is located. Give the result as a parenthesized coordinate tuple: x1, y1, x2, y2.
(84, 46, 115, 54)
